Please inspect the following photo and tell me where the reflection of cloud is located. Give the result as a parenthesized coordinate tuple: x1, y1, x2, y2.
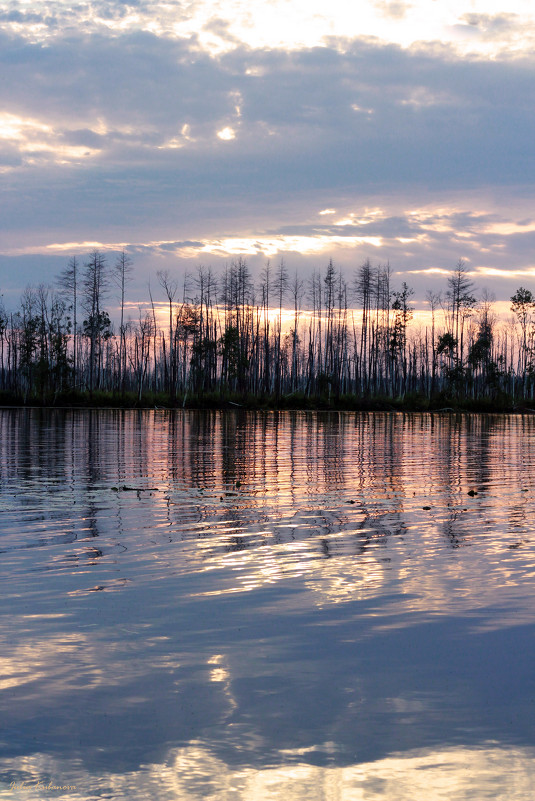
(304, 545, 387, 605)
(0, 632, 101, 693)
(208, 654, 238, 712)
(2, 743, 535, 800)
(3, 412, 535, 801)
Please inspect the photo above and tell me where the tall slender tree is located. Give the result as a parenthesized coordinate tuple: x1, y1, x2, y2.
(82, 250, 109, 396)
(157, 269, 178, 402)
(57, 256, 79, 386)
(445, 259, 476, 367)
(113, 251, 134, 395)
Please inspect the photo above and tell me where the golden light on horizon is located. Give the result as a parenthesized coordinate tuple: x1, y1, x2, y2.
(191, 234, 384, 257)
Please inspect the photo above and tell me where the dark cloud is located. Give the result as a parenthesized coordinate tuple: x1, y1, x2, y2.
(1, 21, 535, 302)
(60, 128, 107, 147)
(461, 13, 520, 36)
(2, 29, 535, 191)
(0, 10, 47, 22)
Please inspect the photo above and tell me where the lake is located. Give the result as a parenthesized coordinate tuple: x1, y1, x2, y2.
(1, 409, 535, 800)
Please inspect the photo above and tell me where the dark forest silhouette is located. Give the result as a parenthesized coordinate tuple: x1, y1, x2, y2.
(1, 252, 534, 409)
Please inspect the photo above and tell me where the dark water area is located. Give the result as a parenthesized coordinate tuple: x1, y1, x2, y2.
(1, 409, 535, 799)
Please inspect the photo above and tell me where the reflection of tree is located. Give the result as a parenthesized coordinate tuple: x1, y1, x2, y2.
(4, 407, 535, 586)
(437, 414, 519, 548)
(156, 410, 414, 561)
(84, 410, 101, 538)
(5, 395, 535, 751)
(159, 411, 535, 561)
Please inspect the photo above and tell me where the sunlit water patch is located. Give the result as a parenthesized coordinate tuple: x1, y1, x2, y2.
(1, 409, 535, 799)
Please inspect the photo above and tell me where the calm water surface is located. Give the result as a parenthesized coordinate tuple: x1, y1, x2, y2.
(1, 409, 535, 800)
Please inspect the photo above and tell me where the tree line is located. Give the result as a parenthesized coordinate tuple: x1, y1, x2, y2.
(1, 251, 535, 409)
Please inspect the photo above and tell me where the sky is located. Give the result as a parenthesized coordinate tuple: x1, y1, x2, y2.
(1, 0, 535, 311)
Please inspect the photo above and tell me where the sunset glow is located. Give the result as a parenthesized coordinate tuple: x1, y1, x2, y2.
(3, 1, 535, 787)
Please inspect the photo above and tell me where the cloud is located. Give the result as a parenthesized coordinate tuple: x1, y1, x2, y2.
(2, 7, 535, 305)
(461, 12, 521, 38)
(373, 1, 412, 21)
(4, 196, 535, 289)
(4, 1, 535, 59)
(2, 30, 535, 190)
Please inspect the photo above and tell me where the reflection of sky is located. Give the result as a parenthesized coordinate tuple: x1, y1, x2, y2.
(3, 744, 535, 800)
(2, 410, 535, 797)
(2, 410, 535, 616)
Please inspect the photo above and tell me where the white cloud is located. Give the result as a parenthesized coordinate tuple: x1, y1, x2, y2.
(216, 126, 236, 140)
(4, 0, 535, 58)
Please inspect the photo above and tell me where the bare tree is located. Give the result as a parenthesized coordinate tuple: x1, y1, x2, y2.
(354, 258, 374, 392)
(290, 270, 304, 391)
(157, 269, 178, 402)
(113, 251, 134, 394)
(445, 259, 476, 367)
(82, 250, 109, 396)
(57, 256, 79, 385)
(425, 290, 440, 396)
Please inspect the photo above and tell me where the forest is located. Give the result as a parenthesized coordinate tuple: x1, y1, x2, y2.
(1, 251, 535, 411)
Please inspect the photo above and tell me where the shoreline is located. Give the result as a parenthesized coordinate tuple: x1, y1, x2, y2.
(1, 396, 534, 414)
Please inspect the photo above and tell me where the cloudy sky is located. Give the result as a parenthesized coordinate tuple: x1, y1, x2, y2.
(1, 0, 535, 308)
